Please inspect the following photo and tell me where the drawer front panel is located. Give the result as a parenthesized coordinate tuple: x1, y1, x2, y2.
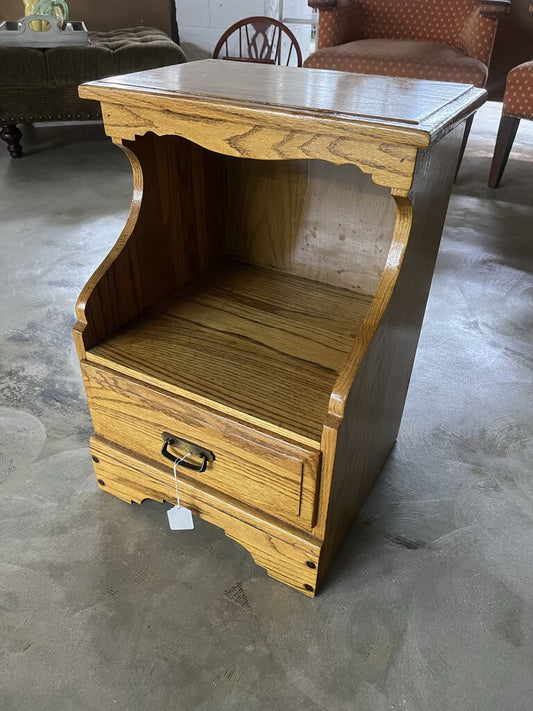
(82, 362, 320, 528)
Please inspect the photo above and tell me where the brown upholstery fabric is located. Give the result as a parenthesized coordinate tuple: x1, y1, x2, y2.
(1, 87, 107, 124)
(0, 27, 187, 124)
(456, 6, 501, 65)
(502, 60, 533, 120)
(304, 38, 488, 87)
(308, 0, 505, 90)
(315, 0, 362, 49)
(315, 0, 501, 65)
(0, 46, 47, 87)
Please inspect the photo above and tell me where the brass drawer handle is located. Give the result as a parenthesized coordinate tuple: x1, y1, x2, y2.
(161, 431, 215, 473)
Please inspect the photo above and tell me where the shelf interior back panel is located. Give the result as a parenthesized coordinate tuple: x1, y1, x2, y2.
(86, 261, 373, 444)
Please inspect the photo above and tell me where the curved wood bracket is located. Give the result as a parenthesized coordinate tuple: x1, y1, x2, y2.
(94, 97, 419, 191)
(73, 142, 144, 360)
(73, 132, 226, 359)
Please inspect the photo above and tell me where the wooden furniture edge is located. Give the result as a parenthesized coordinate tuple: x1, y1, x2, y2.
(307, 0, 337, 8)
(326, 190, 412, 422)
(83, 97, 419, 191)
(78, 77, 484, 190)
(79, 75, 485, 140)
(307, 0, 510, 14)
(422, 90, 486, 145)
(313, 128, 464, 565)
(90, 436, 322, 596)
(79, 82, 428, 146)
(73, 142, 143, 362)
(480, 0, 511, 18)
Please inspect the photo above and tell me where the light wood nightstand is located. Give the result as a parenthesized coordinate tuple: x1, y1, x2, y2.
(74, 60, 484, 595)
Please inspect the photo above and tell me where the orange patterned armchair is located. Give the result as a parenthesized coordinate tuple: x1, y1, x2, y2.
(304, 0, 510, 89)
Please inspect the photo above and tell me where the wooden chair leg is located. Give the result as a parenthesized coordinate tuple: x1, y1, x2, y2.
(488, 115, 520, 188)
(454, 114, 474, 182)
(0, 124, 23, 158)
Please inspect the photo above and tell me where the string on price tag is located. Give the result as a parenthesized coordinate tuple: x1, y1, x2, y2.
(167, 453, 194, 530)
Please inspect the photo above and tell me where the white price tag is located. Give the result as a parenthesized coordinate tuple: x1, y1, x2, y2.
(167, 504, 194, 530)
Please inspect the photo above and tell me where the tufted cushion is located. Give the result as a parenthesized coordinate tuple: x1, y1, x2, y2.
(0, 27, 186, 88)
(502, 60, 533, 121)
(0, 27, 187, 125)
(0, 46, 47, 87)
(304, 38, 488, 87)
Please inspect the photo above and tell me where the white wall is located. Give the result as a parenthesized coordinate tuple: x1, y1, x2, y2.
(177, 1, 278, 61)
(176, 0, 314, 61)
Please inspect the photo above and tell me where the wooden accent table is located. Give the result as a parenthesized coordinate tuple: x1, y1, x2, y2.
(75, 61, 484, 595)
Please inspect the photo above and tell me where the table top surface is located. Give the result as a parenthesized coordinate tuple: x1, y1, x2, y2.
(81, 59, 486, 144)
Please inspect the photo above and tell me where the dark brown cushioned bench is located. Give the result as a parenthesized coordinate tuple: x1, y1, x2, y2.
(0, 26, 187, 157)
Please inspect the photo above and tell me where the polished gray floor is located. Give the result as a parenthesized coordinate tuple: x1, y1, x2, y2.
(1, 104, 532, 711)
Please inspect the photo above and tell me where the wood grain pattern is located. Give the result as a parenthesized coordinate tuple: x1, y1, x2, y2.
(86, 261, 372, 445)
(90, 437, 321, 596)
(225, 158, 396, 294)
(97, 99, 419, 190)
(79, 62, 483, 191)
(326, 194, 413, 418)
(74, 63, 485, 594)
(82, 361, 320, 529)
(81, 60, 483, 142)
(74, 133, 225, 359)
(316, 128, 464, 568)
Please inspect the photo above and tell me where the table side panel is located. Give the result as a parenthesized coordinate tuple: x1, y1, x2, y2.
(316, 127, 463, 564)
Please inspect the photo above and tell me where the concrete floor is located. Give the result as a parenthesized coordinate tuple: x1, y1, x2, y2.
(1, 102, 532, 710)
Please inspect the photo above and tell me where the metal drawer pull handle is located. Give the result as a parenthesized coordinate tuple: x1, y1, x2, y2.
(161, 431, 215, 473)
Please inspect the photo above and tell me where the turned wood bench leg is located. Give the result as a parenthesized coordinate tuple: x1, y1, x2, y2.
(0, 124, 23, 158)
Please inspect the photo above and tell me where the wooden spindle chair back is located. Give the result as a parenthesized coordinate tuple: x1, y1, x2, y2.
(213, 16, 303, 67)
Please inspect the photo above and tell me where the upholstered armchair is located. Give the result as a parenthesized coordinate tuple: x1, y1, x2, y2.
(304, 0, 510, 176)
(304, 0, 510, 89)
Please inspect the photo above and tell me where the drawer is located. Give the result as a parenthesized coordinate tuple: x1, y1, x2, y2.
(81, 362, 321, 529)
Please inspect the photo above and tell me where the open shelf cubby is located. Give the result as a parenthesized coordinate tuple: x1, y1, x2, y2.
(80, 133, 397, 447)
(86, 260, 374, 445)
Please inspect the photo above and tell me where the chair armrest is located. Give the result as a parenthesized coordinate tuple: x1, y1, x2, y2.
(308, 0, 337, 7)
(457, 0, 510, 67)
(309, 0, 361, 49)
(479, 0, 511, 18)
